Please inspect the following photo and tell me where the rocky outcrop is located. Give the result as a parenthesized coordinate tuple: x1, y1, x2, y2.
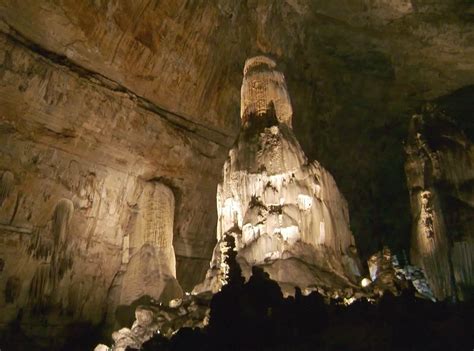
(98, 294, 210, 351)
(405, 104, 474, 301)
(367, 247, 435, 301)
(195, 56, 362, 296)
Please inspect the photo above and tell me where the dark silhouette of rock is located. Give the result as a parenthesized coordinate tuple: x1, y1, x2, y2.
(141, 264, 474, 351)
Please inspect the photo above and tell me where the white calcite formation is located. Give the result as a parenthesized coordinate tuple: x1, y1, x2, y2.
(195, 56, 362, 296)
(405, 104, 474, 301)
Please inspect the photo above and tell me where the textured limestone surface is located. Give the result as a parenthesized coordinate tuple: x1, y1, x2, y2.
(405, 104, 474, 301)
(107, 182, 183, 325)
(195, 57, 362, 296)
(0, 29, 224, 346)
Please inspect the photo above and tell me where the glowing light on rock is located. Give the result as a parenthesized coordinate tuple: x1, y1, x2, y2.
(278, 225, 300, 244)
(114, 182, 182, 306)
(219, 197, 243, 239)
(343, 297, 357, 305)
(241, 56, 293, 127)
(169, 298, 182, 308)
(297, 194, 313, 211)
(361, 278, 372, 287)
(242, 223, 261, 244)
(318, 221, 326, 245)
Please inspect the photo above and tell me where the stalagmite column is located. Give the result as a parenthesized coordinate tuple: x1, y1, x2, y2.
(195, 56, 362, 296)
(117, 182, 182, 306)
(405, 104, 474, 301)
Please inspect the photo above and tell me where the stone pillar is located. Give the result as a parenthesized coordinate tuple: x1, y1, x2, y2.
(117, 181, 182, 307)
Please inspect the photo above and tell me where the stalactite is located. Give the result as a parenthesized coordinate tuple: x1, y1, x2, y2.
(52, 198, 74, 249)
(28, 198, 75, 308)
(28, 263, 54, 311)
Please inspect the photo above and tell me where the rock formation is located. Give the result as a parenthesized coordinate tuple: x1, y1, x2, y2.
(2, 0, 473, 272)
(195, 56, 362, 296)
(107, 181, 183, 324)
(405, 104, 474, 301)
(367, 247, 435, 301)
(98, 293, 211, 351)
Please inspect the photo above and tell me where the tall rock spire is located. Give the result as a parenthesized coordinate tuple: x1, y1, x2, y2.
(195, 56, 362, 296)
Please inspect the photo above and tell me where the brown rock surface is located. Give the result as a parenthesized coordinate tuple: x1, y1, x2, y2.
(0, 27, 225, 344)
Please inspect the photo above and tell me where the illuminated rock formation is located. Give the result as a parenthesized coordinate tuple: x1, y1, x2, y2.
(118, 182, 181, 306)
(405, 104, 474, 301)
(195, 56, 362, 296)
(0, 2, 473, 349)
(241, 56, 293, 128)
(107, 181, 182, 326)
(366, 247, 435, 300)
(101, 294, 210, 351)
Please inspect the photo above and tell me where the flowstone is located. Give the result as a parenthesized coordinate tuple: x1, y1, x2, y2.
(195, 56, 363, 296)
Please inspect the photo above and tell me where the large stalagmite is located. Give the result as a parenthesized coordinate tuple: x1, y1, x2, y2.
(195, 56, 362, 296)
